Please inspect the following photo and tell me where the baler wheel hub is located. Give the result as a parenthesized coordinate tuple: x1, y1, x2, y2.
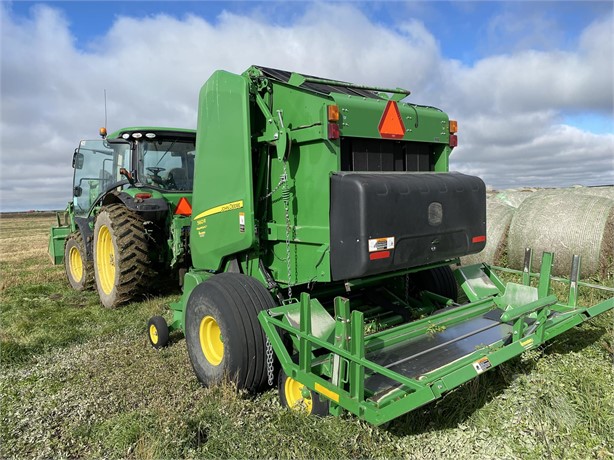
(284, 376, 313, 414)
(199, 315, 224, 366)
(149, 325, 159, 345)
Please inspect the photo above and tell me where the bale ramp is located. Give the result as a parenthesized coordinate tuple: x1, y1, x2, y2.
(508, 192, 614, 277)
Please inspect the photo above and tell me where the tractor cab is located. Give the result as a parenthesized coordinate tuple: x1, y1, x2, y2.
(71, 139, 131, 216)
(72, 128, 196, 216)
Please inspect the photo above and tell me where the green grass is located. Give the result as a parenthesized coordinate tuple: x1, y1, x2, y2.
(1, 215, 613, 459)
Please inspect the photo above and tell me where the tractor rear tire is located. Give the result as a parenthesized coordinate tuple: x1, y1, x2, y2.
(64, 232, 93, 291)
(411, 265, 458, 302)
(93, 204, 153, 308)
(278, 369, 329, 416)
(184, 273, 276, 392)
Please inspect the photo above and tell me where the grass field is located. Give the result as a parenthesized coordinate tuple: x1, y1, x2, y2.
(1, 214, 612, 459)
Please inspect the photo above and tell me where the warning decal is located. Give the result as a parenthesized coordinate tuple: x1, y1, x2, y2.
(378, 100, 406, 139)
(472, 357, 492, 374)
(368, 237, 395, 252)
(239, 212, 245, 233)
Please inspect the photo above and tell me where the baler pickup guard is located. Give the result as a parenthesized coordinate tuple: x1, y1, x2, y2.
(258, 249, 613, 425)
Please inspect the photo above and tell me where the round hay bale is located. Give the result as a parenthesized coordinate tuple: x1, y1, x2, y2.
(462, 198, 515, 266)
(508, 193, 614, 277)
(493, 190, 535, 208)
(567, 186, 614, 201)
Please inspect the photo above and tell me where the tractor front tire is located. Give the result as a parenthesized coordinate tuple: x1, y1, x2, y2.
(93, 204, 153, 308)
(184, 273, 276, 392)
(64, 232, 93, 291)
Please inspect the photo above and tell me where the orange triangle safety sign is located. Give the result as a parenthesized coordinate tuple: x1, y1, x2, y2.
(378, 100, 406, 139)
(174, 197, 192, 216)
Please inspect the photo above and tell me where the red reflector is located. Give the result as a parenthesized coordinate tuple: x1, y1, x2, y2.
(175, 197, 192, 216)
(378, 100, 405, 139)
(370, 250, 391, 260)
(135, 193, 152, 199)
(328, 122, 340, 140)
(449, 134, 458, 147)
(472, 235, 486, 243)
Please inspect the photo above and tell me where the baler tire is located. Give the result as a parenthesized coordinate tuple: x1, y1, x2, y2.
(93, 204, 153, 308)
(64, 232, 93, 291)
(412, 266, 458, 303)
(278, 369, 329, 416)
(148, 316, 169, 349)
(184, 273, 276, 392)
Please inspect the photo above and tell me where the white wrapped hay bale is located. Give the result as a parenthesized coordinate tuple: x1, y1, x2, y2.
(508, 193, 614, 277)
(493, 190, 535, 208)
(566, 186, 614, 201)
(462, 198, 515, 266)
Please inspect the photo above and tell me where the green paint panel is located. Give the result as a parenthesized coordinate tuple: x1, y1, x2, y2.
(48, 225, 70, 265)
(190, 71, 255, 271)
(332, 94, 450, 145)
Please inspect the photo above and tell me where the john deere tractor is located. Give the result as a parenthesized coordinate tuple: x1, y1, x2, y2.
(49, 127, 196, 308)
(142, 66, 612, 425)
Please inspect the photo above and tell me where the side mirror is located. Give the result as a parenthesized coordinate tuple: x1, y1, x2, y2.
(73, 186, 82, 197)
(72, 151, 84, 169)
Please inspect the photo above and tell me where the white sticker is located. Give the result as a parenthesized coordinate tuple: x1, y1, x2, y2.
(368, 237, 395, 252)
(239, 212, 245, 233)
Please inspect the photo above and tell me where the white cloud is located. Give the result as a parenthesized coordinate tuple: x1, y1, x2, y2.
(0, 3, 612, 211)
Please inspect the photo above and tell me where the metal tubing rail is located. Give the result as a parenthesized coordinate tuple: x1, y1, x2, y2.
(491, 265, 614, 293)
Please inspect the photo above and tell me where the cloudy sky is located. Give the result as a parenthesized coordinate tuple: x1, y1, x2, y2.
(1, 1, 612, 212)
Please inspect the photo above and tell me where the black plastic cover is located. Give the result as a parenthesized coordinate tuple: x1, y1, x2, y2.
(330, 172, 486, 280)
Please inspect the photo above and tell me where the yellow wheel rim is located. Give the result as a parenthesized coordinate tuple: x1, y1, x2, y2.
(149, 324, 159, 345)
(96, 225, 116, 295)
(284, 376, 313, 414)
(69, 245, 83, 282)
(199, 316, 223, 366)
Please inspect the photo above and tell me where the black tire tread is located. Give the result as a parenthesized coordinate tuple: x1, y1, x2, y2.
(412, 266, 458, 302)
(185, 273, 276, 392)
(64, 232, 94, 291)
(94, 204, 154, 308)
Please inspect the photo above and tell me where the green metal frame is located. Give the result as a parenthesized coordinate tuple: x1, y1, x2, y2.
(258, 252, 613, 425)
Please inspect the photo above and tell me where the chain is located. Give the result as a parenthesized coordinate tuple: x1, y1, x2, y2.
(263, 162, 291, 386)
(260, 172, 287, 201)
(281, 163, 293, 299)
(266, 337, 275, 386)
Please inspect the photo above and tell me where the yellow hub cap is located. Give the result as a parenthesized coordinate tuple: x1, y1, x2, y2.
(69, 245, 83, 282)
(199, 316, 223, 366)
(284, 377, 313, 414)
(149, 325, 159, 345)
(96, 225, 116, 295)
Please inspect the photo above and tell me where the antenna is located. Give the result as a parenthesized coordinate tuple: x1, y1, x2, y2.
(104, 89, 108, 129)
(99, 89, 109, 138)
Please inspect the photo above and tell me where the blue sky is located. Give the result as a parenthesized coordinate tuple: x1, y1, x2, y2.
(7, 1, 611, 65)
(1, 1, 613, 211)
